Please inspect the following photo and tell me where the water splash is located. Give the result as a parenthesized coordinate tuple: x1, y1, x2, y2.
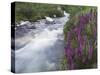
(12, 16, 69, 73)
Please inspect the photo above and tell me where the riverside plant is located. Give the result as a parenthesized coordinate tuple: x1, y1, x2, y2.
(64, 8, 97, 69)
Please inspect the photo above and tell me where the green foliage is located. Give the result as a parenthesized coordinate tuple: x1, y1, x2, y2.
(63, 6, 97, 40)
(15, 2, 63, 22)
(59, 56, 67, 70)
(15, 2, 95, 23)
(63, 7, 97, 69)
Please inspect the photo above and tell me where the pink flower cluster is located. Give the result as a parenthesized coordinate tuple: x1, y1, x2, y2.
(65, 9, 97, 69)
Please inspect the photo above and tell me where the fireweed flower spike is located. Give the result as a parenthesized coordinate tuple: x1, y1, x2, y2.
(65, 9, 97, 69)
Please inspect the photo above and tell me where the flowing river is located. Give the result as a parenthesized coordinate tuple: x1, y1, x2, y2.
(11, 15, 69, 73)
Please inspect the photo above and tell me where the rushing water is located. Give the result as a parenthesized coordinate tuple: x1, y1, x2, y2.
(11, 15, 69, 73)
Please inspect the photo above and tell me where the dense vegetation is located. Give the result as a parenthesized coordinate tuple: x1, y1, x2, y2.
(15, 2, 91, 23)
(63, 7, 97, 69)
(15, 2, 63, 22)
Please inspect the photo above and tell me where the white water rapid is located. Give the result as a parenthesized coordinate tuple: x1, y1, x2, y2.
(11, 15, 69, 73)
